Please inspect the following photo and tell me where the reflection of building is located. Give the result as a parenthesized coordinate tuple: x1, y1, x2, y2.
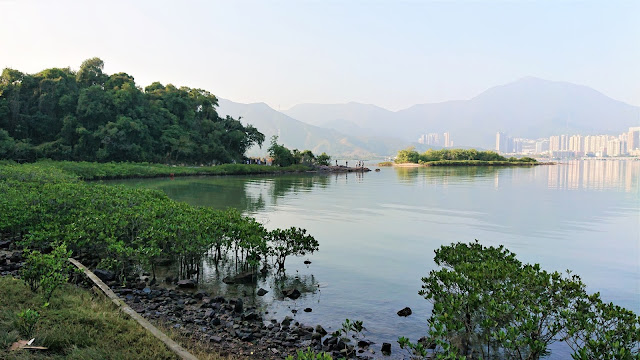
(546, 160, 638, 192)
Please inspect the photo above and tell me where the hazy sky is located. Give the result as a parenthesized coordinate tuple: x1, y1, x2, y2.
(1, 0, 638, 110)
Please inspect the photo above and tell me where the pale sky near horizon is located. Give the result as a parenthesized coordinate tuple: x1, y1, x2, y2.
(1, 0, 638, 111)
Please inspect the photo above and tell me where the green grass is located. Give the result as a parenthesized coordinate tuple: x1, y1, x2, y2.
(0, 276, 179, 360)
(11, 160, 312, 180)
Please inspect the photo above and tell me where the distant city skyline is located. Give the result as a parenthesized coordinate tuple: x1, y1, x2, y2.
(494, 127, 640, 157)
(1, 0, 638, 111)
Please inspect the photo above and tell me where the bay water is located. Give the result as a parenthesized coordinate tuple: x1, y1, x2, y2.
(110, 160, 639, 358)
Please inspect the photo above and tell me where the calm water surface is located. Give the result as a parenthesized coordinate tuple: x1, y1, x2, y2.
(111, 160, 639, 358)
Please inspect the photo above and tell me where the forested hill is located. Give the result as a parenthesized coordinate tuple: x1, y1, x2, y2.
(0, 58, 264, 164)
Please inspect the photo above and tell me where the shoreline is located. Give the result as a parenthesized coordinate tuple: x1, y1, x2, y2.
(390, 161, 554, 167)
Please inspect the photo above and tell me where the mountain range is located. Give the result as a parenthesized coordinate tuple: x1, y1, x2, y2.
(218, 77, 639, 157)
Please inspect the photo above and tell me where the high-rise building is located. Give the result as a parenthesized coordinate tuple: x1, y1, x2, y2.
(549, 136, 560, 152)
(535, 139, 549, 153)
(569, 135, 583, 155)
(608, 138, 622, 156)
(496, 132, 512, 153)
(628, 127, 640, 153)
(444, 132, 452, 148)
(560, 135, 569, 151)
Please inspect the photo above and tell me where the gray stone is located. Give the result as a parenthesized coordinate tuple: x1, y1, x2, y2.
(257, 288, 268, 296)
(282, 288, 301, 300)
(177, 279, 197, 289)
(397, 307, 412, 317)
(94, 269, 115, 282)
(234, 298, 243, 313)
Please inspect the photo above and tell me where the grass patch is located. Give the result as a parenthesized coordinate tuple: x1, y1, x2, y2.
(10, 160, 312, 180)
(0, 277, 179, 359)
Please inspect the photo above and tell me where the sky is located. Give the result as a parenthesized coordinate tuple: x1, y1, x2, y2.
(0, 0, 638, 111)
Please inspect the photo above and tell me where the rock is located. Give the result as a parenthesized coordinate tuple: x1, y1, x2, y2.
(312, 332, 323, 342)
(222, 271, 256, 284)
(204, 309, 214, 318)
(315, 325, 327, 336)
(281, 316, 293, 327)
(0, 240, 11, 249)
(210, 335, 222, 343)
(397, 307, 412, 317)
(194, 290, 208, 299)
(177, 279, 197, 289)
(242, 312, 260, 321)
(304, 307, 312, 312)
(236, 331, 254, 341)
(94, 269, 115, 282)
(304, 260, 312, 264)
(256, 288, 268, 296)
(234, 298, 243, 313)
(142, 287, 151, 294)
(381, 342, 392, 355)
(212, 296, 226, 303)
(210, 317, 221, 326)
(9, 251, 22, 262)
(358, 340, 373, 348)
(282, 288, 301, 300)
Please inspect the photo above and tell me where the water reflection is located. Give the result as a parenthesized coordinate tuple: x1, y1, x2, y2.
(393, 161, 639, 193)
(547, 160, 639, 192)
(395, 166, 505, 184)
(108, 173, 331, 213)
(107, 161, 639, 359)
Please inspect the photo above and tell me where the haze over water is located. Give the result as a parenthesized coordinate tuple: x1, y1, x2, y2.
(112, 160, 639, 358)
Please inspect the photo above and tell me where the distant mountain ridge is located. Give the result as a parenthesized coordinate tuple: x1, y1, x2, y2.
(283, 77, 640, 148)
(216, 99, 420, 158)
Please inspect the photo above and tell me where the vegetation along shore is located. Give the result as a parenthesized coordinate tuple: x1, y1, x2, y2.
(391, 147, 549, 167)
(1, 162, 638, 359)
(0, 59, 636, 360)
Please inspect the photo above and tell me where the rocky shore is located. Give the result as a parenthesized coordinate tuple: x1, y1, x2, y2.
(314, 165, 372, 173)
(0, 245, 383, 359)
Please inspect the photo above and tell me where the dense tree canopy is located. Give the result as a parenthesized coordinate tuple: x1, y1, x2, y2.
(394, 147, 537, 164)
(268, 135, 330, 167)
(0, 58, 264, 163)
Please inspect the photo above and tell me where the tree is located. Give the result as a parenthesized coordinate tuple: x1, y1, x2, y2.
(76, 57, 107, 87)
(268, 135, 295, 167)
(21, 242, 74, 304)
(0, 59, 265, 164)
(268, 227, 319, 271)
(316, 152, 331, 166)
(413, 241, 639, 360)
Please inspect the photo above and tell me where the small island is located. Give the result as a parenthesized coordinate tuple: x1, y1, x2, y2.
(389, 147, 549, 166)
